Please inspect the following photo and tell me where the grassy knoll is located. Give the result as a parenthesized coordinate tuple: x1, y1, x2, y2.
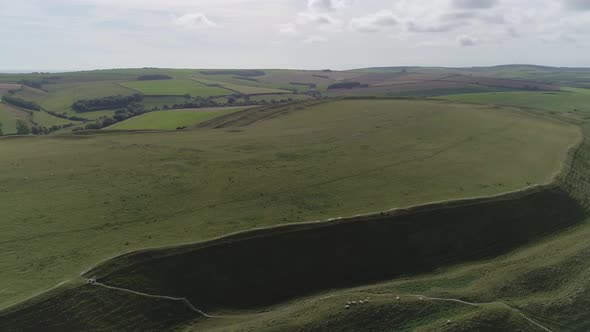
(41, 81, 136, 119)
(108, 107, 247, 130)
(120, 79, 231, 96)
(0, 99, 578, 312)
(9, 86, 47, 103)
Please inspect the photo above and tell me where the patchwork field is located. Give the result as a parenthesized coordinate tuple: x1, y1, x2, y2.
(42, 81, 136, 118)
(0, 99, 579, 314)
(120, 79, 232, 97)
(108, 107, 248, 130)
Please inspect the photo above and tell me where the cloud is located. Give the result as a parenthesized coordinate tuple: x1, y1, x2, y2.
(302, 35, 327, 44)
(297, 12, 339, 25)
(452, 0, 499, 9)
(457, 34, 478, 46)
(173, 13, 216, 29)
(350, 10, 398, 33)
(563, 0, 590, 11)
(307, 0, 351, 12)
(278, 23, 299, 36)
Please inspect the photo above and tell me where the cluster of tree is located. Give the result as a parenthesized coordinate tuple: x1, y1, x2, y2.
(72, 93, 143, 113)
(327, 82, 368, 90)
(290, 82, 317, 88)
(233, 76, 259, 82)
(159, 95, 296, 110)
(200, 69, 265, 77)
(31, 123, 74, 135)
(2, 95, 41, 111)
(46, 110, 88, 122)
(312, 74, 329, 79)
(20, 77, 59, 89)
(84, 103, 146, 130)
(16, 120, 31, 135)
(136, 74, 172, 81)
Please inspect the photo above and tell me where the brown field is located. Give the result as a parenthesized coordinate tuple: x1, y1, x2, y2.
(0, 84, 21, 96)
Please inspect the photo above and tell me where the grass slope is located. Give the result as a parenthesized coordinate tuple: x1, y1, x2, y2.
(120, 79, 231, 96)
(108, 107, 248, 130)
(0, 99, 578, 311)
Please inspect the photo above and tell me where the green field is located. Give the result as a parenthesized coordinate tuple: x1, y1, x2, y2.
(191, 78, 291, 94)
(0, 104, 21, 134)
(442, 87, 590, 114)
(108, 107, 247, 130)
(120, 79, 231, 96)
(0, 99, 579, 312)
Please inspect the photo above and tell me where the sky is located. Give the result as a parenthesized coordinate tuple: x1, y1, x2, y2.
(2, 0, 590, 71)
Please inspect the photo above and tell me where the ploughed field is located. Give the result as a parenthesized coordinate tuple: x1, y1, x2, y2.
(0, 98, 579, 312)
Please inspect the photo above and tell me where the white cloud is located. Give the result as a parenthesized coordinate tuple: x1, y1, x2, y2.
(279, 23, 299, 36)
(303, 35, 327, 44)
(457, 34, 478, 46)
(350, 10, 398, 33)
(307, 0, 351, 12)
(297, 12, 340, 25)
(173, 13, 216, 29)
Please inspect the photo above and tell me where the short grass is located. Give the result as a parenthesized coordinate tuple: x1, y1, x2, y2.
(0, 99, 579, 310)
(9, 86, 47, 103)
(120, 79, 231, 97)
(41, 81, 136, 119)
(108, 107, 247, 130)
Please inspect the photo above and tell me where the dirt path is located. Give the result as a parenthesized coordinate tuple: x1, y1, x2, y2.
(86, 278, 554, 331)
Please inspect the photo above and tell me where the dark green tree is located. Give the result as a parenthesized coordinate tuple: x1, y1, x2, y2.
(16, 120, 31, 135)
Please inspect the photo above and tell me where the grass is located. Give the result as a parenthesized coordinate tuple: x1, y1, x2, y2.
(140, 96, 191, 109)
(107, 107, 248, 130)
(120, 79, 231, 96)
(0, 99, 579, 312)
(31, 110, 79, 127)
(191, 78, 291, 95)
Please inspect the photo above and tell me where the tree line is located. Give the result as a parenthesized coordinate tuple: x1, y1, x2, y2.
(2, 95, 41, 111)
(137, 75, 172, 81)
(72, 93, 143, 113)
(327, 82, 368, 90)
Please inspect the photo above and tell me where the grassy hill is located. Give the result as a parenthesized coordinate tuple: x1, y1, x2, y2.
(2, 137, 589, 331)
(0, 99, 577, 313)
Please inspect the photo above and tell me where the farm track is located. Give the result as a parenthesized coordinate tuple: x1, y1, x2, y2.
(87, 278, 555, 331)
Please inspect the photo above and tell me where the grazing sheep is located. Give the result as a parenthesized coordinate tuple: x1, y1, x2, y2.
(396, 296, 400, 301)
(345, 305, 350, 310)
